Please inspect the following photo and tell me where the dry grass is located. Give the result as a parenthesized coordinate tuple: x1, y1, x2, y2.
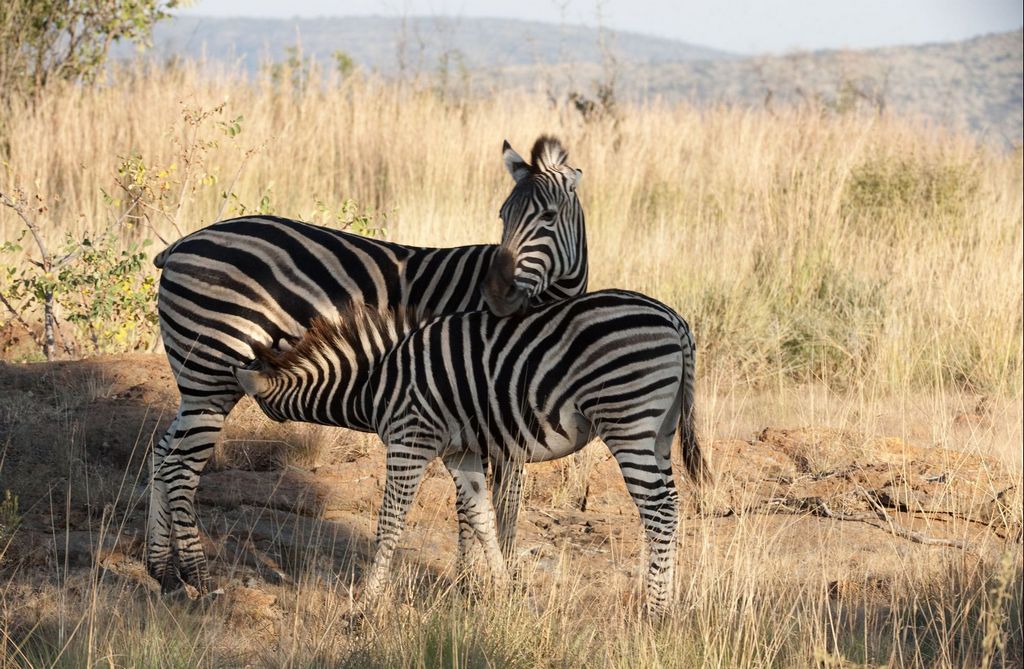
(2, 465, 1020, 669)
(0, 61, 1020, 392)
(0, 62, 1022, 667)
(0, 361, 1020, 667)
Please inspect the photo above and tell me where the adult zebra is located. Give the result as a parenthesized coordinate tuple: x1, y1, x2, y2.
(234, 287, 710, 614)
(149, 136, 587, 595)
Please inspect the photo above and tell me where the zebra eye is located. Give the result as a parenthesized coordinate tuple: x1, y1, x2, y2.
(537, 210, 557, 224)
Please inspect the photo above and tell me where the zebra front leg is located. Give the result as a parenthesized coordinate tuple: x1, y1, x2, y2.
(455, 497, 485, 581)
(608, 440, 680, 616)
(445, 452, 510, 590)
(361, 444, 433, 602)
(491, 455, 525, 562)
(161, 406, 228, 596)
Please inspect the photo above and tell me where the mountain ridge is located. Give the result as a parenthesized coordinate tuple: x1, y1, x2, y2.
(137, 15, 734, 72)
(119, 16, 1023, 145)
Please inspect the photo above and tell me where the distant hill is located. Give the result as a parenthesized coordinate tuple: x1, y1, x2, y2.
(133, 15, 733, 72)
(486, 29, 1024, 146)
(119, 16, 1022, 146)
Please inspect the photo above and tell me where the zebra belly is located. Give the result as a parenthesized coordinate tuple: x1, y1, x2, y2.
(503, 409, 593, 464)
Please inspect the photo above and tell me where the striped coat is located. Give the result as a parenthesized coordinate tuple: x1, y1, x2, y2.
(148, 137, 588, 595)
(236, 289, 708, 613)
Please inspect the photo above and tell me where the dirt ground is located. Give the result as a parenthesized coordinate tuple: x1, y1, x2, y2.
(0, 354, 1021, 650)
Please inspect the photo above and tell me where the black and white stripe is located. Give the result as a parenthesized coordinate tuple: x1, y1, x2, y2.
(148, 137, 588, 595)
(235, 289, 709, 613)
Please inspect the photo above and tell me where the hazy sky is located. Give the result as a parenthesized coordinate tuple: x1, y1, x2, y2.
(176, 0, 1023, 54)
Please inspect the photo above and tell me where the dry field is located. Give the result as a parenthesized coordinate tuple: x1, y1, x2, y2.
(0, 356, 1020, 667)
(0, 63, 1021, 667)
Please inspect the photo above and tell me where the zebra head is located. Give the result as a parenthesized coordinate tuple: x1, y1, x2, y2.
(484, 136, 587, 317)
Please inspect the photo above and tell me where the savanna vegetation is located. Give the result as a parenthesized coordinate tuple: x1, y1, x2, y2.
(0, 21, 1021, 668)
(2, 58, 1021, 393)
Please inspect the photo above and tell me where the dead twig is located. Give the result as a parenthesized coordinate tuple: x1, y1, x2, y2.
(712, 492, 975, 552)
(0, 190, 50, 265)
(851, 489, 973, 552)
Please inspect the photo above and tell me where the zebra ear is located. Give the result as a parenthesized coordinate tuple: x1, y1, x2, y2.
(503, 140, 530, 183)
(234, 366, 271, 397)
(566, 167, 583, 192)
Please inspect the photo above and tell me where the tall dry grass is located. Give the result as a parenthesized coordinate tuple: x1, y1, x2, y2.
(6, 551, 1021, 668)
(1, 60, 1021, 668)
(3, 447, 1020, 668)
(0, 60, 1020, 393)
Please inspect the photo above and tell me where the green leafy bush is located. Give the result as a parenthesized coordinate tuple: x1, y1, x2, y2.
(0, 232, 157, 354)
(0, 0, 178, 101)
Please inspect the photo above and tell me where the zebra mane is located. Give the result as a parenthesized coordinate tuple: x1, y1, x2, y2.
(252, 302, 429, 373)
(529, 136, 569, 172)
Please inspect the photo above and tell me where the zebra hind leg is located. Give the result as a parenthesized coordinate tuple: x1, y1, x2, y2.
(455, 493, 486, 588)
(606, 436, 680, 616)
(446, 452, 511, 592)
(150, 401, 232, 596)
(147, 414, 180, 592)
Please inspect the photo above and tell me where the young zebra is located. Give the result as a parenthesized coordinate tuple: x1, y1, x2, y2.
(149, 137, 588, 595)
(234, 284, 709, 613)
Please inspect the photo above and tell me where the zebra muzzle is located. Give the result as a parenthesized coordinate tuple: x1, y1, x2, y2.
(483, 248, 529, 317)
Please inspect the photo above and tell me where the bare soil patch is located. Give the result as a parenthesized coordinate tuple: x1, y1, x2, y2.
(1, 355, 1020, 656)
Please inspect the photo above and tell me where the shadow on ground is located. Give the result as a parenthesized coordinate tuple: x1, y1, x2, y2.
(1, 354, 1021, 653)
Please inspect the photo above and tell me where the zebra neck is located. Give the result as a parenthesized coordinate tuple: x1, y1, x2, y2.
(544, 218, 588, 300)
(336, 311, 418, 432)
(399, 244, 497, 313)
(278, 312, 414, 432)
(565, 212, 589, 290)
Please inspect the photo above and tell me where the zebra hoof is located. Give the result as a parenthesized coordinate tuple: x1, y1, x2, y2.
(189, 586, 226, 611)
(148, 567, 185, 595)
(163, 584, 225, 610)
(185, 580, 222, 603)
(642, 602, 672, 624)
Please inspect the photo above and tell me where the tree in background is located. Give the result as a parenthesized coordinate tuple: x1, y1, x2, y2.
(0, 0, 178, 100)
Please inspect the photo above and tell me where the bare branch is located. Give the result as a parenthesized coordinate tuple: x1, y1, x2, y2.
(1, 188, 58, 358)
(54, 188, 145, 268)
(711, 492, 976, 552)
(0, 189, 51, 270)
(215, 143, 266, 221)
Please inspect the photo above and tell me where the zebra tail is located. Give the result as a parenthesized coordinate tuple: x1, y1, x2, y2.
(153, 239, 183, 269)
(677, 339, 711, 488)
